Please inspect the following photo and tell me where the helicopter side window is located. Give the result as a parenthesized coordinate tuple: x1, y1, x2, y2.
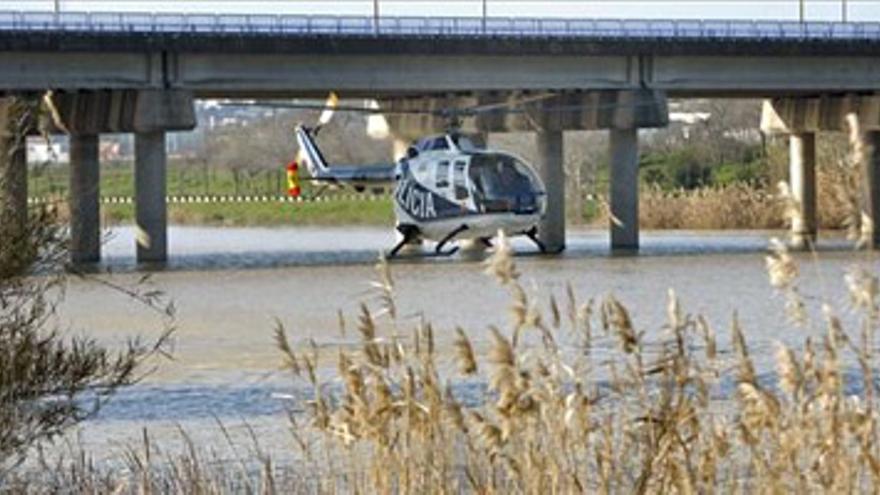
(430, 138, 450, 151)
(453, 161, 468, 200)
(435, 161, 450, 189)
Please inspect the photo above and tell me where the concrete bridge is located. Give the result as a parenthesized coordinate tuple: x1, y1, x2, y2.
(3, 11, 880, 262)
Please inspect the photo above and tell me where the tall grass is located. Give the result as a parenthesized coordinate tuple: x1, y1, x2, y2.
(8, 233, 880, 493)
(637, 183, 783, 230)
(267, 236, 880, 493)
(607, 162, 862, 231)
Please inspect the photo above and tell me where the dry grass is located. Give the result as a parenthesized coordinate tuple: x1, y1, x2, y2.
(599, 118, 871, 232)
(264, 235, 880, 493)
(10, 235, 880, 493)
(590, 159, 865, 232)
(636, 183, 784, 230)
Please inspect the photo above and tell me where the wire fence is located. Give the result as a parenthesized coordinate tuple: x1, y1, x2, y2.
(28, 164, 393, 200)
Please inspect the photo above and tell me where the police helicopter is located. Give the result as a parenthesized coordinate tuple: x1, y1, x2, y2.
(297, 124, 549, 256)
(228, 92, 606, 257)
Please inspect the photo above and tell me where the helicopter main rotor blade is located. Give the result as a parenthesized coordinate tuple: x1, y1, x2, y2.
(220, 101, 438, 116)
(459, 92, 558, 116)
(318, 92, 339, 126)
(501, 98, 667, 115)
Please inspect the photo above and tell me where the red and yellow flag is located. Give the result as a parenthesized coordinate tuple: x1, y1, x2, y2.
(286, 161, 301, 198)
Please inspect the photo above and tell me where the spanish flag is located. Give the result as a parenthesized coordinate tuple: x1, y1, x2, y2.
(286, 161, 301, 198)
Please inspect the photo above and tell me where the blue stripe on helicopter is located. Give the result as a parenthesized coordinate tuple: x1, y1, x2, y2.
(394, 178, 473, 221)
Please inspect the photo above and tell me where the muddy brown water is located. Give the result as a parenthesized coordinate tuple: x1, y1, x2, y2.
(52, 226, 879, 463)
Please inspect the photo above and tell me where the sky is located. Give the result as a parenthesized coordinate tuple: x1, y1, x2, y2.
(4, 0, 880, 22)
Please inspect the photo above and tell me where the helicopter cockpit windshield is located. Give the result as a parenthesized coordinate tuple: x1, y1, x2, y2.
(468, 154, 544, 214)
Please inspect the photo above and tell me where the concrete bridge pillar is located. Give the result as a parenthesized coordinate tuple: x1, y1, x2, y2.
(135, 131, 167, 263)
(863, 132, 880, 249)
(69, 134, 101, 263)
(610, 128, 640, 251)
(789, 133, 817, 249)
(536, 130, 565, 253)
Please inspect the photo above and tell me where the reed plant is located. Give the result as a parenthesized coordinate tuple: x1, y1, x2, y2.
(9, 232, 880, 493)
(267, 233, 880, 493)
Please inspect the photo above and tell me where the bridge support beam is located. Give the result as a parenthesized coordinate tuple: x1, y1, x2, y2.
(536, 130, 565, 253)
(789, 133, 817, 250)
(69, 134, 101, 263)
(0, 98, 28, 272)
(135, 131, 167, 263)
(863, 132, 880, 249)
(610, 128, 640, 251)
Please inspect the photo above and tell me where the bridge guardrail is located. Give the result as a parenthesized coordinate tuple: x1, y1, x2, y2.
(1, 10, 880, 41)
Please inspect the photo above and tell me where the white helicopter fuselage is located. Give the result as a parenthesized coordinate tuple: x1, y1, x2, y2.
(295, 126, 548, 254)
(392, 145, 544, 241)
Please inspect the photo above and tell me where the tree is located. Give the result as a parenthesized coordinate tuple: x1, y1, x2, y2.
(0, 96, 173, 472)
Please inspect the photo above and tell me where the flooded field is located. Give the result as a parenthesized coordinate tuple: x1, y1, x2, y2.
(56, 225, 878, 463)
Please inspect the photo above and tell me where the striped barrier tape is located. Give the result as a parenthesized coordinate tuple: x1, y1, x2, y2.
(26, 194, 393, 205)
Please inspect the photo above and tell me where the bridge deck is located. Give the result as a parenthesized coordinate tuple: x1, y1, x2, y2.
(3, 10, 880, 42)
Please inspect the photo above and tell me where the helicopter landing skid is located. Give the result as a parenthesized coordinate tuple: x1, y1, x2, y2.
(435, 224, 469, 256)
(388, 224, 422, 258)
(522, 227, 547, 253)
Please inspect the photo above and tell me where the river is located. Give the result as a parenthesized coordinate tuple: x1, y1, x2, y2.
(53, 225, 878, 465)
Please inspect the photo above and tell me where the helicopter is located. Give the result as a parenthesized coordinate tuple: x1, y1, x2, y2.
(295, 121, 548, 257)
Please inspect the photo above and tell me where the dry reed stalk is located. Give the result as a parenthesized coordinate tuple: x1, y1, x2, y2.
(16, 234, 880, 494)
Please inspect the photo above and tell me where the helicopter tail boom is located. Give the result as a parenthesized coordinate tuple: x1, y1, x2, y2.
(294, 125, 396, 187)
(294, 125, 332, 179)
